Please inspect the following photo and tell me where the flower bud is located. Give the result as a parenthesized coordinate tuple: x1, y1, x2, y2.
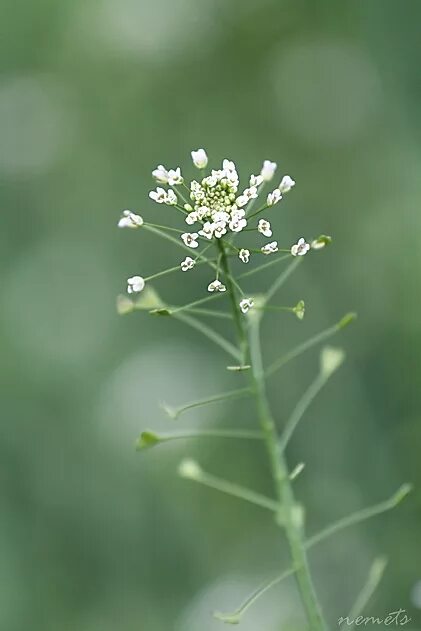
(191, 148, 208, 169)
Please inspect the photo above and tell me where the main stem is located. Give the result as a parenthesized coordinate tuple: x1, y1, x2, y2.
(219, 241, 327, 631)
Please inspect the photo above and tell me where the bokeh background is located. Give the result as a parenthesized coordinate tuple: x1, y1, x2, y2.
(1, 0, 420, 629)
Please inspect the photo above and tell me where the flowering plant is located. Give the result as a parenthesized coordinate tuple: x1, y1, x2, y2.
(117, 150, 411, 628)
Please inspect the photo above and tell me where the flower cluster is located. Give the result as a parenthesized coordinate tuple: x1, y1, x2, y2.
(119, 149, 315, 314)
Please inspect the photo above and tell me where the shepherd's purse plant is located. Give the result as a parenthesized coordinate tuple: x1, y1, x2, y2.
(117, 150, 411, 629)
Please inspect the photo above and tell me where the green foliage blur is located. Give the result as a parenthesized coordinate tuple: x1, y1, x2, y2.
(1, 1, 420, 629)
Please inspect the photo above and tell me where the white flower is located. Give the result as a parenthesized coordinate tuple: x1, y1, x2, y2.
(267, 189, 282, 206)
(239, 248, 250, 264)
(118, 210, 143, 229)
(185, 211, 199, 225)
(149, 187, 167, 204)
(208, 279, 226, 292)
(279, 175, 295, 193)
(213, 221, 227, 239)
(246, 186, 258, 199)
(167, 167, 183, 186)
(152, 164, 169, 184)
(181, 232, 199, 248)
(250, 174, 264, 187)
(223, 159, 236, 173)
(291, 237, 310, 257)
(197, 205, 209, 220)
(166, 189, 177, 205)
(231, 207, 245, 219)
(198, 221, 214, 240)
(206, 174, 218, 188)
(181, 256, 195, 272)
(239, 298, 254, 314)
(260, 160, 277, 182)
(261, 241, 278, 255)
(235, 194, 248, 208)
(127, 275, 145, 294)
(237, 187, 258, 208)
(212, 210, 230, 223)
(229, 217, 247, 232)
(258, 219, 272, 237)
(191, 148, 208, 169)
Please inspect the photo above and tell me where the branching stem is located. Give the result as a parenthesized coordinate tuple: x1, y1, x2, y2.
(218, 240, 327, 631)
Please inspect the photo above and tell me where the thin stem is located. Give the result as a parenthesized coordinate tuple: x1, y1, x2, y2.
(247, 202, 270, 220)
(181, 307, 232, 319)
(248, 317, 327, 631)
(279, 370, 332, 452)
(219, 239, 327, 630)
(266, 314, 356, 378)
(347, 557, 388, 629)
(265, 257, 302, 303)
(214, 566, 297, 624)
(169, 291, 226, 315)
(237, 253, 291, 280)
(182, 467, 279, 512)
(162, 386, 251, 419)
(174, 185, 190, 206)
(217, 240, 248, 363)
(306, 484, 412, 550)
(137, 428, 264, 451)
(145, 222, 185, 234)
(143, 225, 217, 271)
(174, 312, 241, 361)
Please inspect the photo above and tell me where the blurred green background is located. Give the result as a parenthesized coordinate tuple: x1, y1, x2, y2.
(1, 0, 420, 629)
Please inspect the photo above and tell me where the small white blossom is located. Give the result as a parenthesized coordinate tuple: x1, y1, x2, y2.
(231, 207, 245, 219)
(267, 189, 282, 206)
(261, 241, 278, 255)
(149, 187, 167, 204)
(152, 164, 169, 184)
(191, 148, 208, 169)
(223, 159, 237, 173)
(118, 210, 144, 229)
(239, 248, 250, 264)
(235, 194, 248, 208)
(184, 203, 193, 211)
(258, 219, 272, 237)
(291, 237, 310, 257)
(127, 275, 145, 294)
(181, 232, 199, 248)
(250, 174, 263, 187)
(246, 186, 259, 199)
(240, 298, 254, 314)
(229, 217, 247, 232)
(180, 256, 195, 272)
(260, 160, 277, 182)
(213, 221, 227, 239)
(167, 167, 183, 186)
(279, 175, 295, 193)
(197, 206, 209, 220)
(185, 211, 199, 225)
(208, 279, 226, 293)
(213, 210, 230, 223)
(206, 174, 218, 188)
(166, 189, 178, 205)
(198, 221, 214, 239)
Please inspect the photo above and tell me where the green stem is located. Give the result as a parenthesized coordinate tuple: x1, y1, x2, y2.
(219, 239, 327, 631)
(217, 240, 248, 364)
(248, 319, 327, 631)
